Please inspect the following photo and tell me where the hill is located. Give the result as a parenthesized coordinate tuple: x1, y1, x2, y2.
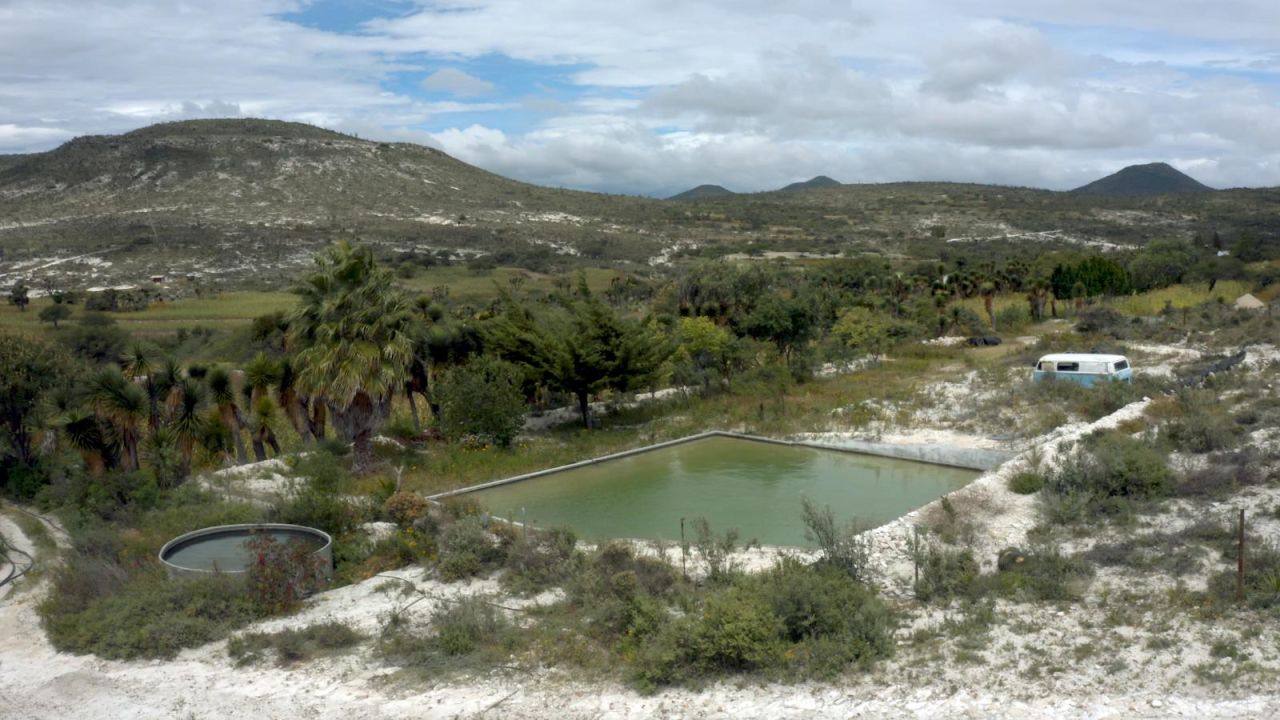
(0, 119, 675, 289)
(776, 175, 840, 193)
(2, 120, 1277, 292)
(1071, 162, 1212, 196)
(668, 184, 736, 201)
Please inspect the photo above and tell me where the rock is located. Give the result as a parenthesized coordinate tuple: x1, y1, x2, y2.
(997, 547, 1029, 571)
(1151, 699, 1164, 709)
(361, 521, 397, 543)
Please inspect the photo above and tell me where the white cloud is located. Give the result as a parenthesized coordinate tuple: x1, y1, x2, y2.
(421, 68, 495, 97)
(2, 0, 1280, 192)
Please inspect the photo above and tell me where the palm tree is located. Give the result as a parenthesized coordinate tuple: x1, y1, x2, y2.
(207, 366, 249, 465)
(289, 241, 414, 475)
(86, 368, 146, 471)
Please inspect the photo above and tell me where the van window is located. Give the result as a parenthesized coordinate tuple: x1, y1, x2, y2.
(1114, 360, 1129, 371)
(1056, 362, 1079, 372)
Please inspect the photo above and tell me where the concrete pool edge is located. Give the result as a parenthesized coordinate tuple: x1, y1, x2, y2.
(158, 522, 334, 579)
(427, 430, 1007, 501)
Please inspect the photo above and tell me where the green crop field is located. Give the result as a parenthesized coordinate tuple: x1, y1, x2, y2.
(0, 291, 297, 336)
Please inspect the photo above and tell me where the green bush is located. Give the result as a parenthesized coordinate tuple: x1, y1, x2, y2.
(228, 621, 363, 665)
(39, 570, 255, 659)
(1042, 432, 1173, 519)
(800, 498, 870, 581)
(1007, 471, 1045, 495)
(1208, 540, 1280, 611)
(437, 356, 527, 448)
(433, 598, 511, 656)
(436, 517, 505, 581)
(914, 544, 981, 603)
(501, 526, 580, 594)
(986, 546, 1093, 602)
(630, 559, 895, 690)
(383, 491, 430, 527)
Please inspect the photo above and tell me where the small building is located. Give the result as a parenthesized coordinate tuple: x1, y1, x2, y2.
(1234, 293, 1265, 311)
(150, 275, 165, 284)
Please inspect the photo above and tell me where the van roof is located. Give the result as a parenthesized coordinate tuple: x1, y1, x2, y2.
(1037, 353, 1129, 364)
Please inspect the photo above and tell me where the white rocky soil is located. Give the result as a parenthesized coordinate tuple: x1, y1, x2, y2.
(3, 344, 1280, 719)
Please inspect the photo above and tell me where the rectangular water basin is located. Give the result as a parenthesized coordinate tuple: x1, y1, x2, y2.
(461, 435, 980, 547)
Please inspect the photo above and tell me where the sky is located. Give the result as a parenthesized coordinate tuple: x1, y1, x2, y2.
(1, 0, 1279, 197)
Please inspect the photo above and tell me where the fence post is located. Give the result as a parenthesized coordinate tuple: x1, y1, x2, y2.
(1237, 508, 1246, 607)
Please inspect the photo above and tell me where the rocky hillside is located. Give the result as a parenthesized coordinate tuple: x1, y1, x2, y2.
(0, 119, 672, 288)
(1, 121, 1277, 291)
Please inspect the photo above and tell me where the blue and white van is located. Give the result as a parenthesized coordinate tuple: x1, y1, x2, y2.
(1032, 353, 1132, 387)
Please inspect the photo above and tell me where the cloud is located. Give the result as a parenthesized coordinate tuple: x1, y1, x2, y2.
(3, 0, 1280, 192)
(421, 68, 495, 97)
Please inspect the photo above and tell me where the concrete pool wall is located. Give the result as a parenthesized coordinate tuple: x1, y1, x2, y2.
(429, 432, 992, 547)
(426, 430, 1008, 502)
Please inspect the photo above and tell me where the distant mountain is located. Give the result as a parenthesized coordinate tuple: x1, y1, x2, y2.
(668, 184, 736, 201)
(776, 175, 841, 193)
(1072, 163, 1212, 196)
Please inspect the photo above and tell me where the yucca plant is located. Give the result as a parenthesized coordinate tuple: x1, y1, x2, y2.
(207, 366, 249, 465)
(85, 368, 147, 471)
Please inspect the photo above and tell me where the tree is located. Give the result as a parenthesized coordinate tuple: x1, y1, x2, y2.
(740, 292, 816, 365)
(0, 334, 74, 479)
(207, 366, 249, 465)
(166, 377, 205, 479)
(62, 313, 128, 364)
(437, 356, 527, 447)
(38, 304, 71, 328)
(288, 241, 414, 475)
(8, 283, 29, 312)
(832, 307, 892, 361)
(85, 368, 147, 472)
(674, 316, 735, 393)
(487, 279, 671, 428)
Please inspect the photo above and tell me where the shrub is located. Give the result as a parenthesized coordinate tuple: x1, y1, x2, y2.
(567, 542, 679, 641)
(501, 526, 580, 594)
(985, 546, 1093, 602)
(756, 560, 894, 675)
(1162, 401, 1242, 454)
(1176, 449, 1267, 498)
(39, 570, 255, 659)
(690, 516, 750, 583)
(1007, 471, 1045, 495)
(436, 517, 505, 581)
(1208, 540, 1280, 611)
(245, 532, 329, 615)
(383, 491, 430, 527)
(437, 356, 527, 448)
(914, 544, 980, 603)
(433, 598, 511, 656)
(630, 560, 895, 690)
(1042, 432, 1173, 519)
(800, 498, 870, 581)
(686, 586, 786, 671)
(228, 622, 363, 666)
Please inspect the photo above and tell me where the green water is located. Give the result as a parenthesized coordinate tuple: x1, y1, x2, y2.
(163, 529, 322, 572)
(467, 436, 979, 547)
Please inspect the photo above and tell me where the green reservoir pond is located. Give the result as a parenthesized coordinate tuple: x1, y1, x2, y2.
(466, 436, 980, 547)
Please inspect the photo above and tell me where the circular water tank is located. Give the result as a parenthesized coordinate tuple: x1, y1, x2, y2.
(158, 523, 333, 581)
